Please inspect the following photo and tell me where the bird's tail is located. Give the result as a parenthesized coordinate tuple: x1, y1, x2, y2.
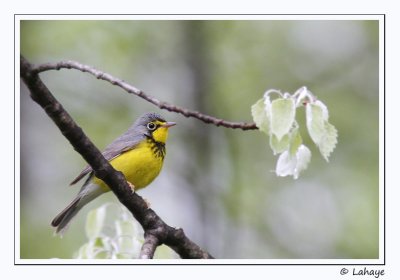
(51, 183, 105, 235)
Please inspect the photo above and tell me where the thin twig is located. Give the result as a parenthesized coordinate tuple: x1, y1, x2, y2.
(21, 55, 214, 259)
(139, 233, 160, 259)
(33, 60, 258, 130)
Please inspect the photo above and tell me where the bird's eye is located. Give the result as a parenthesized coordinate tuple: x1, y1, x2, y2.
(147, 122, 157, 130)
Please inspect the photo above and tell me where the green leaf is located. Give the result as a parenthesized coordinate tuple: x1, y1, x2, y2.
(306, 103, 325, 144)
(114, 219, 142, 257)
(75, 243, 90, 259)
(270, 98, 295, 141)
(115, 252, 134, 259)
(315, 100, 329, 119)
(93, 250, 111, 259)
(154, 244, 179, 259)
(75, 237, 111, 259)
(85, 205, 106, 239)
(306, 103, 338, 161)
(276, 145, 311, 179)
(275, 150, 296, 178)
(270, 133, 290, 154)
(115, 219, 136, 237)
(289, 128, 302, 156)
(76, 203, 149, 259)
(320, 122, 338, 161)
(117, 237, 142, 258)
(93, 237, 105, 247)
(294, 145, 312, 179)
(251, 98, 269, 134)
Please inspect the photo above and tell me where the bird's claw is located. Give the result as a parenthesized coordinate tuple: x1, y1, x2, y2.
(144, 198, 151, 209)
(128, 181, 136, 193)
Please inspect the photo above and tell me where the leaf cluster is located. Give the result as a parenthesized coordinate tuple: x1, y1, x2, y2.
(251, 87, 338, 178)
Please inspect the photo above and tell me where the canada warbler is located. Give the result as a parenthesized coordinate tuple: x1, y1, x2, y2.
(51, 112, 176, 234)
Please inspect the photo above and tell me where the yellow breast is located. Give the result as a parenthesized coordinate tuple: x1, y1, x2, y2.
(92, 139, 164, 191)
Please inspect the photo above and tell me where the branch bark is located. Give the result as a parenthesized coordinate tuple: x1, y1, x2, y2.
(20, 55, 214, 259)
(32, 60, 258, 130)
(139, 233, 160, 259)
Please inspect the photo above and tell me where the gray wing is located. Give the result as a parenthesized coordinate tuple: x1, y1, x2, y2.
(69, 127, 145, 185)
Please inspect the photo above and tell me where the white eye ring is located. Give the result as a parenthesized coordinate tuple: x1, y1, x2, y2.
(147, 122, 157, 130)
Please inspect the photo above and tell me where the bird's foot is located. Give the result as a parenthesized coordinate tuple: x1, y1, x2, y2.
(144, 198, 151, 209)
(128, 181, 136, 193)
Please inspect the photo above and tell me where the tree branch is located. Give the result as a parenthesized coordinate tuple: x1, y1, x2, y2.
(139, 233, 160, 259)
(20, 55, 214, 259)
(32, 60, 258, 130)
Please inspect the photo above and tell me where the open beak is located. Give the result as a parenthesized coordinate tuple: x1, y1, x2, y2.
(162, 121, 176, 128)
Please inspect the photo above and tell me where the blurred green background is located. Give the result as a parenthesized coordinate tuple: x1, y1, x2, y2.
(20, 20, 380, 259)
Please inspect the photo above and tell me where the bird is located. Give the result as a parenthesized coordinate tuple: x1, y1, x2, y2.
(51, 112, 176, 234)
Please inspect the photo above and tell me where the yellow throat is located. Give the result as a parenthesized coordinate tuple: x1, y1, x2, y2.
(93, 119, 173, 191)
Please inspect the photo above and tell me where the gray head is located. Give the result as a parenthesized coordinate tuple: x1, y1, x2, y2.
(130, 112, 176, 140)
(135, 112, 166, 126)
